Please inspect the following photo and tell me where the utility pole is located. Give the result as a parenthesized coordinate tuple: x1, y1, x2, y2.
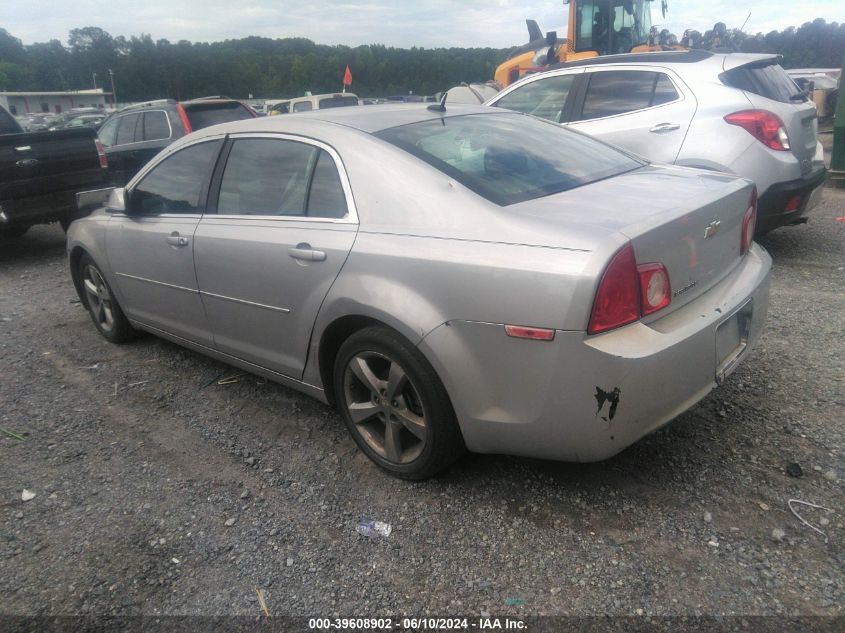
(108, 69, 117, 107)
(92, 72, 97, 89)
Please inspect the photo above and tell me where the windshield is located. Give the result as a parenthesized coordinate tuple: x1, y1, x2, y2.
(376, 113, 642, 206)
(575, 0, 652, 55)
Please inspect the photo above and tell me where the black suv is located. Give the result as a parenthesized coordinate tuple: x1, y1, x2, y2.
(97, 97, 256, 185)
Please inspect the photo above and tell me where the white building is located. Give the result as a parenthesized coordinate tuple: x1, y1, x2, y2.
(0, 89, 112, 115)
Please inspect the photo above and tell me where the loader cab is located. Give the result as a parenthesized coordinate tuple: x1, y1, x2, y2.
(572, 0, 654, 56)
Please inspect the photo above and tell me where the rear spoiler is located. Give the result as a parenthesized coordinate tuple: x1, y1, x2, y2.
(722, 54, 781, 72)
(76, 187, 114, 211)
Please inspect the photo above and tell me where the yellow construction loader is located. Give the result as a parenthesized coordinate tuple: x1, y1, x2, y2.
(494, 0, 683, 87)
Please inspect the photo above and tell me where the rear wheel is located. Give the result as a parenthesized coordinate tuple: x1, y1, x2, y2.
(78, 254, 135, 343)
(334, 326, 464, 480)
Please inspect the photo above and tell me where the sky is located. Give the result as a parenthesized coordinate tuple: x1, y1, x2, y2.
(2, 0, 843, 49)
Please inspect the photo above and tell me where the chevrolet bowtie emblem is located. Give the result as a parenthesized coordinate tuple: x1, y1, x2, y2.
(704, 219, 721, 239)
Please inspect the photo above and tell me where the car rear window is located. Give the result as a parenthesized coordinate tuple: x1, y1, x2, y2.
(376, 113, 642, 206)
(721, 60, 801, 104)
(318, 96, 359, 109)
(182, 101, 254, 130)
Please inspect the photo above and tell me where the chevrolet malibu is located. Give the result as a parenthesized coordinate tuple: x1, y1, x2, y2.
(67, 104, 772, 479)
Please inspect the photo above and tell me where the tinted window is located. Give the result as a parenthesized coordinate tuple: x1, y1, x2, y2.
(0, 107, 21, 134)
(293, 101, 313, 112)
(131, 140, 222, 215)
(115, 113, 141, 145)
(721, 61, 801, 103)
(318, 96, 358, 109)
(143, 111, 171, 141)
(652, 74, 679, 106)
(377, 113, 641, 206)
(217, 139, 317, 216)
(494, 74, 576, 122)
(183, 102, 253, 130)
(580, 71, 678, 120)
(306, 150, 347, 218)
(98, 117, 119, 147)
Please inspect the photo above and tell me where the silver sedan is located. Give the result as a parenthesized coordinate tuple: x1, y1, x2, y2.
(67, 104, 772, 479)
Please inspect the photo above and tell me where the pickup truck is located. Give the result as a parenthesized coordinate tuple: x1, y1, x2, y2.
(0, 104, 109, 238)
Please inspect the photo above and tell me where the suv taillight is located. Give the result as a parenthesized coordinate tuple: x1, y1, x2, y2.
(588, 244, 673, 335)
(176, 104, 193, 134)
(94, 139, 108, 169)
(725, 110, 790, 151)
(741, 187, 758, 255)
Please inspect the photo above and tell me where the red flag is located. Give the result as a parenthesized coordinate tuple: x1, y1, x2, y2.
(343, 65, 353, 86)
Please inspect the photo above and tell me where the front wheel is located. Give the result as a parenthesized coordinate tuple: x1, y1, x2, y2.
(78, 254, 136, 343)
(334, 326, 465, 480)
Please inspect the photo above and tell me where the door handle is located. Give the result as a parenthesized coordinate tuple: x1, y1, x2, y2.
(650, 122, 681, 133)
(289, 243, 326, 262)
(166, 232, 189, 247)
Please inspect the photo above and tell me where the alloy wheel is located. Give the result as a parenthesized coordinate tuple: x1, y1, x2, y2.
(82, 265, 115, 333)
(343, 351, 428, 464)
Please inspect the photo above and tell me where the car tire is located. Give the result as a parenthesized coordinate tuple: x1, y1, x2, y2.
(334, 326, 465, 480)
(78, 254, 136, 343)
(0, 226, 28, 239)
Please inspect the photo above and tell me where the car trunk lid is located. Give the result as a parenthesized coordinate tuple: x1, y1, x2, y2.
(508, 165, 753, 316)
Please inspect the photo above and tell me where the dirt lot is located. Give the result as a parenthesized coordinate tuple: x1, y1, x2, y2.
(1, 156, 843, 620)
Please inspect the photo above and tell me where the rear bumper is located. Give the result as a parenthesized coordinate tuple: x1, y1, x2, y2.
(419, 244, 772, 462)
(756, 164, 827, 234)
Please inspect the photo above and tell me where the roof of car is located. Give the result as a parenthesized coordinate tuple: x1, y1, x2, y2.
(187, 103, 502, 136)
(547, 49, 715, 70)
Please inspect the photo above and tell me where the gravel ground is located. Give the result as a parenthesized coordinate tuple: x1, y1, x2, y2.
(1, 146, 843, 620)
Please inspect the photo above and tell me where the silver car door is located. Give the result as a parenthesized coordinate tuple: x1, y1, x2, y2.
(566, 67, 697, 164)
(194, 135, 357, 379)
(105, 139, 223, 346)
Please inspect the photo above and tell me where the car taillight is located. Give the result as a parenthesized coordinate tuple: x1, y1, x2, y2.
(588, 244, 640, 335)
(638, 263, 671, 316)
(724, 110, 790, 151)
(589, 243, 673, 335)
(94, 139, 108, 169)
(741, 187, 758, 255)
(176, 104, 193, 134)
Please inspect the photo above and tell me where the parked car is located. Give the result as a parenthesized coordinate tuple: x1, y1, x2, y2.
(270, 93, 359, 114)
(67, 105, 771, 479)
(97, 97, 256, 185)
(65, 114, 106, 129)
(47, 108, 104, 131)
(0, 104, 109, 238)
(486, 50, 826, 234)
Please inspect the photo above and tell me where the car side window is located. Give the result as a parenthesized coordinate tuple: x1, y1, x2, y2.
(143, 111, 171, 141)
(217, 139, 317, 216)
(130, 140, 222, 215)
(98, 117, 119, 147)
(293, 101, 313, 112)
(493, 74, 576, 123)
(216, 139, 348, 219)
(306, 150, 348, 218)
(578, 71, 679, 120)
(115, 113, 141, 145)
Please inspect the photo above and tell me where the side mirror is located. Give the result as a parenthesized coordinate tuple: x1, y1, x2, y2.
(106, 187, 127, 213)
(546, 30, 557, 46)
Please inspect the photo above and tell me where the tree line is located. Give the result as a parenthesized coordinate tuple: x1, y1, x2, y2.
(0, 18, 842, 102)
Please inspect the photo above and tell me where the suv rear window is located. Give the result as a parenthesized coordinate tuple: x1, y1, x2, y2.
(721, 60, 801, 104)
(376, 113, 641, 206)
(182, 101, 254, 130)
(318, 96, 359, 109)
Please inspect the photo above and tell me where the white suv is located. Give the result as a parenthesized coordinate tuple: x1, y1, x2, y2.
(486, 50, 826, 234)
